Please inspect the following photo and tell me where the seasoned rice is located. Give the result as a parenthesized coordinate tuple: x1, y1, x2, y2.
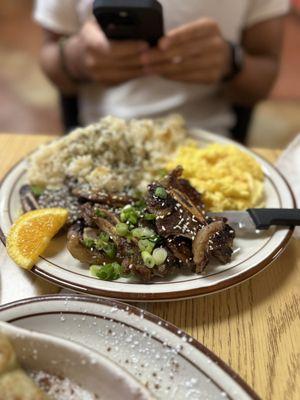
(27, 114, 186, 192)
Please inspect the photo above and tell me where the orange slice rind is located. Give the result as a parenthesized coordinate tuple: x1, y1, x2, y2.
(7, 208, 68, 270)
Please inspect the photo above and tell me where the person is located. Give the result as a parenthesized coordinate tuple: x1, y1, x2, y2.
(34, 0, 289, 136)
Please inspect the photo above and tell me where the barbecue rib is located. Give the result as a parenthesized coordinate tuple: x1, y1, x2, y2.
(146, 167, 235, 272)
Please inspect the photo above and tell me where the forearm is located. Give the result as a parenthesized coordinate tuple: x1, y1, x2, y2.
(226, 53, 279, 105)
(40, 39, 79, 95)
(226, 16, 284, 106)
(39, 23, 145, 91)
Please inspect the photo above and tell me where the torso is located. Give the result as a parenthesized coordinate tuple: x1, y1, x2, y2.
(74, 1, 250, 133)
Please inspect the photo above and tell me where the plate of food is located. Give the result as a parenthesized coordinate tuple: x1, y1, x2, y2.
(0, 115, 295, 301)
(0, 294, 260, 399)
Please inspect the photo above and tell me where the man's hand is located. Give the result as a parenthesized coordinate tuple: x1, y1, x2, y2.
(65, 20, 148, 85)
(141, 18, 231, 84)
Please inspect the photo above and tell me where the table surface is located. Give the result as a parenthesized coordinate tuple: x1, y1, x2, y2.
(0, 133, 299, 400)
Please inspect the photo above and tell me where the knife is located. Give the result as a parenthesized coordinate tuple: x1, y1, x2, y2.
(208, 208, 300, 232)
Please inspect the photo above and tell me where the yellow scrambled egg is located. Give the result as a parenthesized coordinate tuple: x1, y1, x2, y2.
(166, 141, 265, 211)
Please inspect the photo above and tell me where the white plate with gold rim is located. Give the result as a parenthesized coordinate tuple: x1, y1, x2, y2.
(0, 130, 295, 301)
(0, 294, 260, 400)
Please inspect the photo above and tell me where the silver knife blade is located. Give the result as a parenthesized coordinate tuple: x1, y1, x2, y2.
(207, 211, 258, 233)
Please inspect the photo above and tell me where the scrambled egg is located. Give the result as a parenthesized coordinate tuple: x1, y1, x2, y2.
(166, 141, 265, 211)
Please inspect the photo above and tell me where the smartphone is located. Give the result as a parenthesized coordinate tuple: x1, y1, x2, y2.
(93, 0, 164, 46)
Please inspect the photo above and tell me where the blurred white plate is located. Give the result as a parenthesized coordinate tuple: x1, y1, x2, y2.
(0, 294, 259, 400)
(0, 320, 151, 399)
(0, 130, 295, 301)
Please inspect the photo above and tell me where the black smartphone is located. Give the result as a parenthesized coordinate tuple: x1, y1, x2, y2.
(93, 0, 164, 46)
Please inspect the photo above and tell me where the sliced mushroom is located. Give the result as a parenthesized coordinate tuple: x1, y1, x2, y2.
(67, 223, 109, 265)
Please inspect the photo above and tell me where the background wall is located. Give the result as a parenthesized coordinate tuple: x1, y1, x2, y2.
(0, 0, 300, 148)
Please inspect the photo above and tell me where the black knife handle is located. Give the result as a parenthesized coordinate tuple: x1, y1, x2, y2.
(247, 208, 300, 229)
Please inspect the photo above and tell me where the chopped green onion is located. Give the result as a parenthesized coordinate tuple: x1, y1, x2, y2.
(153, 248, 168, 265)
(143, 213, 156, 221)
(111, 262, 124, 278)
(123, 204, 133, 211)
(154, 187, 167, 199)
(83, 237, 95, 248)
(31, 185, 44, 197)
(148, 235, 160, 245)
(132, 227, 156, 239)
(116, 223, 129, 236)
(94, 233, 116, 258)
(141, 251, 156, 268)
(138, 239, 155, 253)
(99, 232, 109, 242)
(94, 240, 103, 251)
(134, 199, 146, 211)
(128, 213, 138, 225)
(89, 262, 124, 281)
(104, 242, 117, 258)
(97, 268, 109, 280)
(131, 228, 143, 238)
(90, 265, 101, 277)
(95, 209, 106, 218)
(120, 205, 138, 225)
(120, 212, 127, 222)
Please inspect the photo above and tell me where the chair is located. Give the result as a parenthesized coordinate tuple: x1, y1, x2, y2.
(59, 93, 80, 134)
(230, 104, 254, 144)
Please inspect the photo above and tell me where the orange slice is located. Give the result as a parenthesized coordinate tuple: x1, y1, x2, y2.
(7, 208, 68, 270)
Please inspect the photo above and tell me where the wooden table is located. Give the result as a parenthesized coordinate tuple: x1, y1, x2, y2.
(0, 134, 299, 400)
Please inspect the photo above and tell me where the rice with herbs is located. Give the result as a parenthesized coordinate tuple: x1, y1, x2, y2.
(27, 114, 186, 192)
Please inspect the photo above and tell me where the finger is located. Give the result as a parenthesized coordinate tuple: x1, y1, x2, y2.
(91, 54, 144, 68)
(141, 38, 222, 65)
(109, 40, 149, 58)
(94, 67, 144, 84)
(162, 69, 221, 84)
(159, 18, 219, 50)
(145, 56, 222, 75)
(85, 22, 148, 57)
(83, 20, 110, 52)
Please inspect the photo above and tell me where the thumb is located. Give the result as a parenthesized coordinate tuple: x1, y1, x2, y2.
(84, 19, 110, 52)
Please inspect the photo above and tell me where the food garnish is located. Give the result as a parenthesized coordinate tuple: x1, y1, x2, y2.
(7, 208, 68, 269)
(90, 262, 124, 281)
(154, 186, 168, 199)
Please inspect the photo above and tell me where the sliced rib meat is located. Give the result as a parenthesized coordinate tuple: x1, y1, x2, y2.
(72, 184, 136, 207)
(162, 166, 207, 224)
(20, 185, 39, 213)
(192, 221, 235, 273)
(146, 167, 235, 272)
(166, 237, 194, 268)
